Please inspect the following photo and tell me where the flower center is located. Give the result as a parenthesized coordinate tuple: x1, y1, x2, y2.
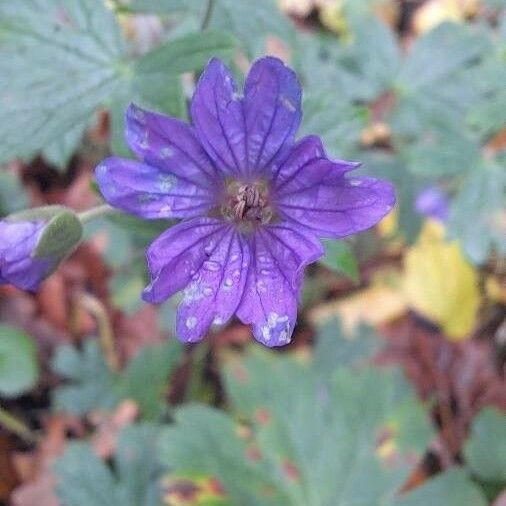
(222, 180, 273, 228)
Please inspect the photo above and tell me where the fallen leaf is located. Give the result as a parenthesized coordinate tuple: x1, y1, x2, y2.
(403, 221, 480, 341)
(493, 491, 506, 506)
(412, 0, 479, 34)
(90, 400, 139, 459)
(309, 269, 407, 333)
(11, 415, 81, 506)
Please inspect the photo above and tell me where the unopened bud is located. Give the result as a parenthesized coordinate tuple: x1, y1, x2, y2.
(0, 206, 82, 291)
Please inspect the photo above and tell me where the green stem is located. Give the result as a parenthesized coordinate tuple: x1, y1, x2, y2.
(78, 292, 120, 373)
(78, 204, 115, 224)
(200, 0, 215, 30)
(0, 405, 38, 444)
(186, 342, 210, 402)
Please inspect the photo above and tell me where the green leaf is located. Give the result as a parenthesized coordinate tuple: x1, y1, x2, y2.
(335, 16, 401, 102)
(464, 408, 506, 485)
(42, 122, 86, 170)
(52, 339, 182, 419)
(120, 340, 183, 420)
(359, 150, 422, 243)
(0, 172, 29, 216)
(55, 444, 118, 506)
(109, 269, 146, 315)
(403, 121, 481, 177)
(392, 23, 490, 138)
(160, 334, 433, 505)
(313, 320, 379, 379)
(115, 0, 188, 14)
(134, 30, 237, 79)
(0, 325, 39, 398)
(395, 469, 487, 506)
(51, 339, 119, 414)
(397, 23, 490, 92)
(0, 2, 238, 166)
(207, 0, 295, 57)
(447, 159, 506, 265)
(301, 91, 368, 157)
(321, 240, 359, 282)
(0, 0, 127, 164)
(54, 424, 162, 506)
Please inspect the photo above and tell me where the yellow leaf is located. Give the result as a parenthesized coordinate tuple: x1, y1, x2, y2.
(485, 275, 506, 304)
(378, 206, 398, 238)
(309, 269, 407, 333)
(413, 0, 479, 35)
(318, 0, 350, 38)
(403, 221, 480, 340)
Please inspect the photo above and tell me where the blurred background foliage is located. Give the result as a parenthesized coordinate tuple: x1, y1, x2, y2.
(0, 0, 505, 504)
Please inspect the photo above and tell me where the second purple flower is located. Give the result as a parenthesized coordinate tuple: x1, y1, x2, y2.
(96, 57, 395, 346)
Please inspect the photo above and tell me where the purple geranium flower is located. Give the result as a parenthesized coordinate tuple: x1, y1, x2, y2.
(96, 57, 395, 346)
(415, 186, 449, 223)
(0, 220, 54, 291)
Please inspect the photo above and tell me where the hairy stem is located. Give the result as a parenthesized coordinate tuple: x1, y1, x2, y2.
(78, 204, 115, 224)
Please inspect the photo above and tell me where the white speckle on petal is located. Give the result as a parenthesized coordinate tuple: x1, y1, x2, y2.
(256, 280, 267, 293)
(213, 315, 224, 325)
(230, 253, 240, 262)
(260, 312, 291, 344)
(138, 193, 158, 203)
(139, 132, 149, 149)
(134, 108, 146, 122)
(203, 260, 221, 272)
(159, 204, 172, 216)
(349, 179, 362, 187)
(280, 94, 296, 112)
(183, 282, 205, 304)
(159, 174, 177, 192)
(204, 241, 215, 255)
(160, 147, 174, 159)
(203, 287, 214, 296)
(186, 316, 197, 329)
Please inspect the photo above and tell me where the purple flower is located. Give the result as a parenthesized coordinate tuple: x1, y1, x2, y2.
(96, 57, 395, 346)
(415, 186, 449, 223)
(0, 220, 54, 291)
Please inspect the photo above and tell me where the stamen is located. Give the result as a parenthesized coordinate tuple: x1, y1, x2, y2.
(223, 181, 273, 226)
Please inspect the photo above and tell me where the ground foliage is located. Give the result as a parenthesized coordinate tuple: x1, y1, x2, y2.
(0, 0, 505, 504)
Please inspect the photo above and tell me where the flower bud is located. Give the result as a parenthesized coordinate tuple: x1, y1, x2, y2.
(0, 206, 83, 291)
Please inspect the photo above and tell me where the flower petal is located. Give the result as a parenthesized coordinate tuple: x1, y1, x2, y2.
(95, 157, 215, 219)
(176, 229, 250, 343)
(277, 176, 396, 238)
(142, 218, 250, 342)
(0, 221, 52, 291)
(236, 222, 323, 347)
(244, 56, 302, 175)
(272, 135, 359, 192)
(191, 58, 247, 177)
(125, 104, 220, 188)
(2, 256, 53, 291)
